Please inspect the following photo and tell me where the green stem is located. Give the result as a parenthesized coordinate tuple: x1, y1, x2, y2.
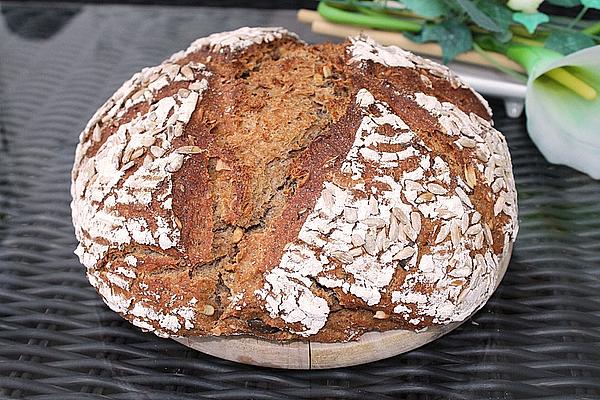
(472, 43, 527, 82)
(323, 0, 354, 11)
(511, 36, 543, 47)
(549, 14, 594, 29)
(568, 6, 588, 29)
(506, 44, 597, 101)
(505, 45, 560, 74)
(317, 1, 423, 32)
(356, 5, 385, 17)
(324, 0, 425, 18)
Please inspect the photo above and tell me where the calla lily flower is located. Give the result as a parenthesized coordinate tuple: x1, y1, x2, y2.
(507, 45, 600, 179)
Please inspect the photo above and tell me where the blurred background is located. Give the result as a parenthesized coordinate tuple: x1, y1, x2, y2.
(8, 0, 319, 7)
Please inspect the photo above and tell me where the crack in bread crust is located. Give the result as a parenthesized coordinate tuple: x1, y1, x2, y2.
(71, 27, 518, 342)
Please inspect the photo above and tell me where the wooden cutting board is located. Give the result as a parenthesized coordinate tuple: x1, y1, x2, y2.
(176, 244, 512, 369)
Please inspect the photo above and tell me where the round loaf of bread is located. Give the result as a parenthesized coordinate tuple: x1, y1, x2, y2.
(71, 27, 518, 342)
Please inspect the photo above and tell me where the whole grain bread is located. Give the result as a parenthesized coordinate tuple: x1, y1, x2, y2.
(71, 27, 518, 342)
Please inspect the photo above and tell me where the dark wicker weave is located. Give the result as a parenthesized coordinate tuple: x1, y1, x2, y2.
(1, 4, 599, 399)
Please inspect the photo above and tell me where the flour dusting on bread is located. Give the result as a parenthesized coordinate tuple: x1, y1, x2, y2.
(71, 27, 518, 341)
(256, 84, 517, 335)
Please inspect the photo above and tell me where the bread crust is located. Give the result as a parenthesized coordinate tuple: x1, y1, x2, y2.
(71, 27, 518, 342)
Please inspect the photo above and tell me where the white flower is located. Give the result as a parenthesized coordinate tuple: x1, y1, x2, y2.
(507, 0, 544, 13)
(523, 45, 600, 178)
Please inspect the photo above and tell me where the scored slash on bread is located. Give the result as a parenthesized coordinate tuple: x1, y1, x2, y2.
(71, 27, 518, 342)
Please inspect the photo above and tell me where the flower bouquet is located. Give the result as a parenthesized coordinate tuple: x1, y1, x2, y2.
(301, 0, 600, 178)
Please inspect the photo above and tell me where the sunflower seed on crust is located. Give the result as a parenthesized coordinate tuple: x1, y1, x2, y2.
(451, 220, 461, 247)
(344, 207, 358, 223)
(405, 180, 424, 192)
(142, 155, 153, 167)
(457, 137, 477, 148)
(166, 155, 184, 172)
(130, 147, 145, 160)
(351, 233, 365, 247)
(162, 63, 180, 80)
(150, 146, 166, 158)
(492, 178, 505, 193)
(397, 223, 408, 243)
(172, 123, 184, 138)
(485, 165, 494, 184)
(349, 247, 364, 257)
(388, 216, 400, 241)
(373, 311, 388, 319)
(369, 196, 379, 215)
(456, 287, 469, 303)
(410, 212, 421, 234)
(121, 161, 135, 171)
(494, 193, 506, 216)
(427, 183, 447, 195)
(392, 207, 409, 225)
(140, 136, 156, 147)
(322, 189, 334, 210)
(474, 231, 484, 249)
(231, 227, 244, 243)
(364, 232, 377, 255)
(476, 145, 490, 161)
(121, 149, 133, 164)
(202, 304, 215, 316)
(176, 145, 203, 154)
(393, 246, 415, 260)
(435, 224, 450, 244)
(465, 164, 477, 188)
(416, 192, 436, 203)
(331, 251, 354, 264)
(131, 88, 145, 101)
(178, 88, 191, 98)
(461, 213, 469, 234)
(364, 217, 386, 228)
(180, 65, 195, 80)
(465, 224, 482, 236)
(420, 74, 432, 88)
(404, 225, 418, 242)
(483, 223, 493, 245)
(92, 125, 102, 142)
(455, 186, 473, 207)
(376, 229, 386, 253)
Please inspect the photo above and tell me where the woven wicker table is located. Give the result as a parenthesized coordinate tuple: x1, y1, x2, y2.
(1, 3, 600, 399)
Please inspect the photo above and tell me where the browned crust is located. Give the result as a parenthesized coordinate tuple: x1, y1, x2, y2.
(72, 29, 516, 342)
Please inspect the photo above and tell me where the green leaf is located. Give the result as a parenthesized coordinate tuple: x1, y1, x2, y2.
(581, 0, 600, 9)
(477, 1, 514, 31)
(475, 34, 511, 53)
(512, 11, 549, 33)
(544, 31, 596, 54)
(546, 0, 580, 6)
(455, 0, 502, 32)
(408, 20, 473, 63)
(401, 0, 449, 18)
(476, 0, 513, 42)
(494, 29, 514, 43)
